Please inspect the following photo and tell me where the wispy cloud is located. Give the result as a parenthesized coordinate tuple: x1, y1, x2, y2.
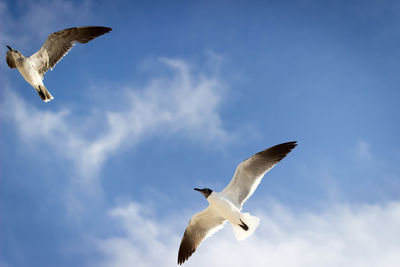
(2, 57, 230, 180)
(93, 200, 400, 267)
(0, 0, 94, 53)
(355, 140, 373, 161)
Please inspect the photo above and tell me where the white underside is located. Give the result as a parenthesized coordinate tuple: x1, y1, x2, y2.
(207, 192, 260, 241)
(16, 59, 44, 88)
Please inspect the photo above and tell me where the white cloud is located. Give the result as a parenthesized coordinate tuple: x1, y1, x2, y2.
(2, 57, 230, 180)
(93, 200, 400, 267)
(355, 140, 373, 161)
(0, 0, 94, 53)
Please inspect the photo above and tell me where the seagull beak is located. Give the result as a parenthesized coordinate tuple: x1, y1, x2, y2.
(194, 188, 201, 192)
(6, 45, 12, 51)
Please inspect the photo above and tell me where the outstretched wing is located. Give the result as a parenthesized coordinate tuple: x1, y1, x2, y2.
(178, 206, 226, 265)
(222, 141, 297, 208)
(29, 26, 111, 76)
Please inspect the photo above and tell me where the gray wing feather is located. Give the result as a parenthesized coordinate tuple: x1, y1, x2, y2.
(178, 206, 226, 265)
(222, 141, 297, 208)
(29, 26, 112, 76)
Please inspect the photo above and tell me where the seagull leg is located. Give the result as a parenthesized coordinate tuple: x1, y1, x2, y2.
(36, 86, 46, 101)
(238, 219, 249, 231)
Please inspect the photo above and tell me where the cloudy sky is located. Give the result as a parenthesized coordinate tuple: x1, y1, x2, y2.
(1, 0, 400, 266)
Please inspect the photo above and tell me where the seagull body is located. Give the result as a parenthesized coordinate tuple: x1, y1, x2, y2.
(6, 26, 112, 102)
(207, 192, 242, 225)
(178, 141, 297, 264)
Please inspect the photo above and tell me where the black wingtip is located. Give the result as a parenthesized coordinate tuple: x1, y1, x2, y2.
(177, 250, 187, 265)
(284, 141, 297, 148)
(265, 141, 297, 150)
(277, 141, 297, 148)
(88, 26, 112, 33)
(177, 231, 196, 265)
(177, 251, 191, 265)
(254, 141, 298, 161)
(93, 26, 112, 33)
(274, 141, 298, 153)
(86, 26, 112, 35)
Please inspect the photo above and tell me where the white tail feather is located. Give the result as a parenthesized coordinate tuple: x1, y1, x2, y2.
(231, 212, 260, 241)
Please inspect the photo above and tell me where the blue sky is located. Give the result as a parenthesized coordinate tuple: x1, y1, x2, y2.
(1, 0, 400, 266)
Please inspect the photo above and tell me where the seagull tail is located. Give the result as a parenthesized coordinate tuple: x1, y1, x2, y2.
(36, 85, 54, 102)
(231, 212, 260, 241)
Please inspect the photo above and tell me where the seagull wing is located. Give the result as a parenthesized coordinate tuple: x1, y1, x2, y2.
(29, 26, 112, 77)
(178, 206, 226, 265)
(222, 141, 297, 208)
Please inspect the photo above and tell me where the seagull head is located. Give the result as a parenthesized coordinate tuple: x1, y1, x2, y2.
(6, 45, 19, 55)
(194, 188, 213, 199)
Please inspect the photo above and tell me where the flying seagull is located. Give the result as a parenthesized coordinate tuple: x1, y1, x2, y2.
(5, 26, 112, 102)
(178, 141, 297, 265)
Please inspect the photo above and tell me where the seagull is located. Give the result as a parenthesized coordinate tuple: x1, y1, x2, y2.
(178, 141, 297, 265)
(5, 26, 112, 102)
